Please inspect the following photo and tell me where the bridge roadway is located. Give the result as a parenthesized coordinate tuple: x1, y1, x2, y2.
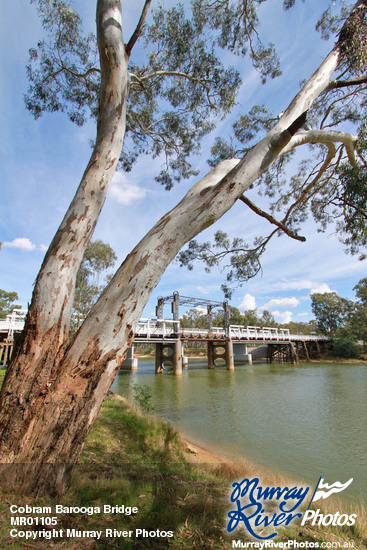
(0, 312, 330, 371)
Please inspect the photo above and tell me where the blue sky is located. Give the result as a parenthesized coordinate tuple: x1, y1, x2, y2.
(0, 0, 365, 324)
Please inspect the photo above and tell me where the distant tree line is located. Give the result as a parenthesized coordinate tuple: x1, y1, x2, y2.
(311, 277, 367, 355)
(179, 305, 319, 335)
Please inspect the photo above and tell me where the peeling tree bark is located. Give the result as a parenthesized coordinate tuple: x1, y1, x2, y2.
(0, 2, 359, 496)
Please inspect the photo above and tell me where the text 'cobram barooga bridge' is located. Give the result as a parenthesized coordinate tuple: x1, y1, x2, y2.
(0, 293, 330, 374)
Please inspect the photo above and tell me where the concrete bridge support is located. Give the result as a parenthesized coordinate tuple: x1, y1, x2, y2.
(155, 340, 183, 376)
(207, 340, 234, 370)
(233, 342, 252, 364)
(121, 345, 138, 370)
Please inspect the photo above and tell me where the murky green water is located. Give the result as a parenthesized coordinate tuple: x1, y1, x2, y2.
(111, 359, 367, 501)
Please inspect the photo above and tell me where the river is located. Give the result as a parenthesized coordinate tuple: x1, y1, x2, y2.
(111, 359, 367, 501)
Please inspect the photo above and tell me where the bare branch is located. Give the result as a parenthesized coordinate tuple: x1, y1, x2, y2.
(130, 70, 211, 91)
(125, 0, 152, 57)
(327, 74, 367, 90)
(280, 129, 358, 166)
(42, 66, 100, 85)
(239, 195, 306, 242)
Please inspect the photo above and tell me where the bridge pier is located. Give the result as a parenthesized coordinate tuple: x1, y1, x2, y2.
(155, 340, 182, 376)
(121, 345, 138, 370)
(207, 340, 234, 370)
(233, 342, 252, 364)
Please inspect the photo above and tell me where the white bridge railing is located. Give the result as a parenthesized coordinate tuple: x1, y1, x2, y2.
(228, 325, 290, 341)
(0, 310, 27, 338)
(135, 318, 181, 339)
(134, 320, 328, 342)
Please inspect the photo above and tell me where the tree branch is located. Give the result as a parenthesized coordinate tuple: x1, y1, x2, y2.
(238, 195, 306, 241)
(130, 70, 211, 91)
(42, 66, 100, 85)
(125, 0, 152, 57)
(282, 143, 338, 225)
(280, 129, 358, 166)
(327, 74, 367, 90)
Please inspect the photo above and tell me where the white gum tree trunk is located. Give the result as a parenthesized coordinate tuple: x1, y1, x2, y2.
(0, 0, 355, 495)
(0, 0, 128, 448)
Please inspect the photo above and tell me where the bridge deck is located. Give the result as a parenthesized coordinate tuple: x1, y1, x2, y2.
(0, 315, 329, 345)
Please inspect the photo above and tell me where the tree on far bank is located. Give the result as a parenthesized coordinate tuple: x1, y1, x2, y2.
(349, 277, 367, 343)
(0, 0, 366, 496)
(0, 290, 20, 320)
(311, 292, 353, 338)
(280, 320, 321, 336)
(72, 240, 117, 331)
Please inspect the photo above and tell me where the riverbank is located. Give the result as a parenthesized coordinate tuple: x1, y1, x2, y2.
(0, 388, 365, 549)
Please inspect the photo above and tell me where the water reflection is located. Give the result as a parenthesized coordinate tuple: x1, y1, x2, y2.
(111, 360, 367, 500)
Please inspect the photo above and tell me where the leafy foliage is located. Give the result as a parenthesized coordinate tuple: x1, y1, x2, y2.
(311, 291, 353, 338)
(25, 0, 285, 190)
(178, 230, 269, 298)
(332, 338, 360, 358)
(0, 290, 20, 320)
(26, 0, 99, 125)
(337, 0, 367, 75)
(72, 239, 116, 330)
(192, 0, 281, 83)
(180, 305, 276, 329)
(132, 383, 154, 413)
(349, 277, 367, 342)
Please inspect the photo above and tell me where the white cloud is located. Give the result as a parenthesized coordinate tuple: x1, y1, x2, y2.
(274, 279, 315, 291)
(297, 312, 309, 317)
(3, 238, 36, 251)
(194, 306, 207, 314)
(309, 283, 333, 295)
(110, 172, 148, 205)
(263, 297, 299, 309)
(274, 279, 335, 295)
(39, 244, 48, 252)
(239, 293, 256, 312)
(272, 310, 293, 323)
(196, 285, 210, 295)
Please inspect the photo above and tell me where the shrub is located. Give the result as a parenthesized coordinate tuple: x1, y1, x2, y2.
(132, 383, 154, 412)
(333, 338, 360, 358)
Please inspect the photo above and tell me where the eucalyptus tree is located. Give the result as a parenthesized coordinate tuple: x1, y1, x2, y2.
(311, 291, 353, 337)
(0, 0, 366, 495)
(72, 239, 117, 331)
(0, 290, 20, 320)
(349, 277, 367, 342)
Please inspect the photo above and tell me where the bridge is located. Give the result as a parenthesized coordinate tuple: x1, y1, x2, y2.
(0, 294, 330, 373)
